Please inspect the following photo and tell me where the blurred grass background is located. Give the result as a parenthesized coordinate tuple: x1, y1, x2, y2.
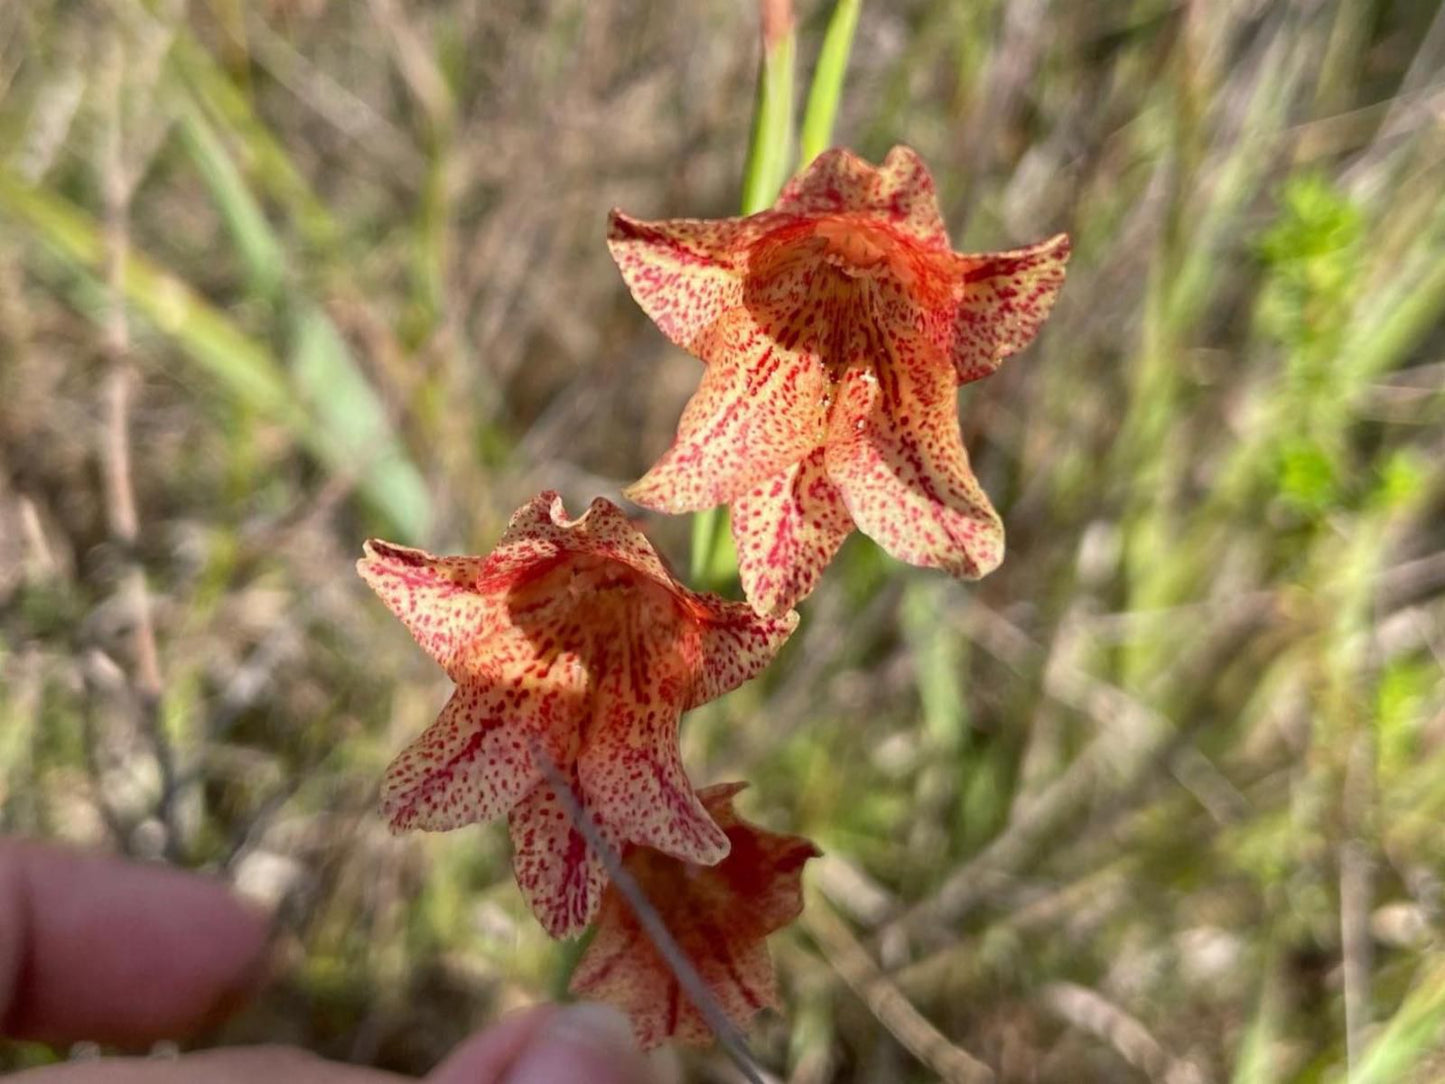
(3, 0, 1445, 1080)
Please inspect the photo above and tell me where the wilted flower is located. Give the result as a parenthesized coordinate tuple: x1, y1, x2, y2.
(358, 493, 796, 936)
(610, 145, 1069, 613)
(570, 782, 818, 1047)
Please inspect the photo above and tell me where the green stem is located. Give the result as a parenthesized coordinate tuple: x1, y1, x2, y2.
(799, 0, 862, 165)
(739, 8, 798, 217)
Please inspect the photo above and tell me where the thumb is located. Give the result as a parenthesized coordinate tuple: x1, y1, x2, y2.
(429, 1003, 668, 1084)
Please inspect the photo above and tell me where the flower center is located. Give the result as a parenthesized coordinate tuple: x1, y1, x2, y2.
(813, 216, 893, 276)
(510, 554, 683, 671)
(558, 554, 639, 599)
(742, 215, 943, 383)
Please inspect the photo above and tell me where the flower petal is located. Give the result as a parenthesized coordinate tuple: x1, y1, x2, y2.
(952, 232, 1070, 383)
(569, 783, 819, 1048)
(491, 491, 678, 592)
(576, 892, 776, 1049)
(776, 145, 949, 249)
(578, 621, 729, 865)
(624, 308, 827, 513)
(569, 905, 728, 1047)
(608, 210, 782, 354)
(381, 679, 582, 833)
(358, 541, 505, 679)
(706, 783, 818, 927)
(680, 595, 800, 708)
(731, 448, 855, 615)
(509, 771, 616, 938)
(826, 349, 1003, 578)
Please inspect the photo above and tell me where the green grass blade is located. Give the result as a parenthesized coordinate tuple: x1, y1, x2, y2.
(1349, 960, 1445, 1084)
(290, 304, 433, 540)
(1346, 217, 1445, 383)
(0, 168, 430, 540)
(0, 167, 297, 419)
(799, 0, 861, 165)
(690, 506, 739, 588)
(1230, 955, 1282, 1084)
(175, 100, 285, 301)
(173, 86, 433, 540)
(167, 31, 341, 254)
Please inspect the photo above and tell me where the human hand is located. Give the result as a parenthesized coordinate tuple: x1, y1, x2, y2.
(0, 841, 665, 1082)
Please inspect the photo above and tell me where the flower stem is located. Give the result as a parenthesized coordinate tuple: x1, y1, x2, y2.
(691, 1, 799, 589)
(739, 0, 797, 217)
(799, 0, 862, 165)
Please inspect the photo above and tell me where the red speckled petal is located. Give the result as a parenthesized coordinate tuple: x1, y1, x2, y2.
(952, 233, 1070, 383)
(608, 209, 784, 354)
(510, 771, 617, 938)
(491, 491, 679, 591)
(624, 308, 828, 513)
(359, 493, 669, 681)
(569, 784, 819, 1049)
(776, 145, 949, 248)
(381, 673, 585, 833)
(826, 350, 1003, 579)
(678, 592, 798, 710)
(731, 449, 854, 616)
(700, 784, 819, 926)
(358, 541, 505, 680)
(578, 616, 729, 865)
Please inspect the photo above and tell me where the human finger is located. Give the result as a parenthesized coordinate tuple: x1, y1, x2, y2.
(0, 841, 271, 1046)
(431, 1003, 669, 1084)
(8, 1046, 404, 1083)
(422, 1005, 555, 1081)
(13, 1007, 669, 1084)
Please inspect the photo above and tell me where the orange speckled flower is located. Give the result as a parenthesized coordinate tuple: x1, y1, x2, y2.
(609, 145, 1069, 614)
(358, 493, 797, 937)
(570, 783, 818, 1048)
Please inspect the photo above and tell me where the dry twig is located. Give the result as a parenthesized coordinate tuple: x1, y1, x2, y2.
(96, 28, 181, 858)
(804, 891, 995, 1084)
(1041, 982, 1208, 1084)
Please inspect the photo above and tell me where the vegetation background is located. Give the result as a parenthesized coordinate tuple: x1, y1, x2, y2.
(3, 0, 1445, 1081)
